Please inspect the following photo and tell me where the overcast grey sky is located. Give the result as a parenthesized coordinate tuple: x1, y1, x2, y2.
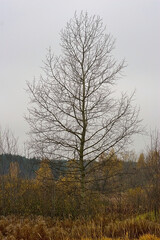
(0, 0, 160, 155)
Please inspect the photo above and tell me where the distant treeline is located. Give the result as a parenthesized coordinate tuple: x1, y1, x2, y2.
(0, 154, 66, 179)
(0, 153, 144, 190)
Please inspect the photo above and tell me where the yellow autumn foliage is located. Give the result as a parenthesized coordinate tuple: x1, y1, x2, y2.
(36, 158, 54, 186)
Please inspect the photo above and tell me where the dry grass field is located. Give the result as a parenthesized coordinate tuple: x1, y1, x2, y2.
(0, 215, 160, 240)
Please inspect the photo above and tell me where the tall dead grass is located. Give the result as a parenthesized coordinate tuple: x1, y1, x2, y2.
(0, 215, 160, 240)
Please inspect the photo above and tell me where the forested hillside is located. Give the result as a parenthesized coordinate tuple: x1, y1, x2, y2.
(0, 154, 66, 179)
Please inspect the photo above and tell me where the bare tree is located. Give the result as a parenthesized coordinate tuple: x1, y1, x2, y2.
(0, 127, 18, 155)
(26, 12, 141, 200)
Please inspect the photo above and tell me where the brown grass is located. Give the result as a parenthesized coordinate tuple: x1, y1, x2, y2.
(0, 215, 160, 240)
